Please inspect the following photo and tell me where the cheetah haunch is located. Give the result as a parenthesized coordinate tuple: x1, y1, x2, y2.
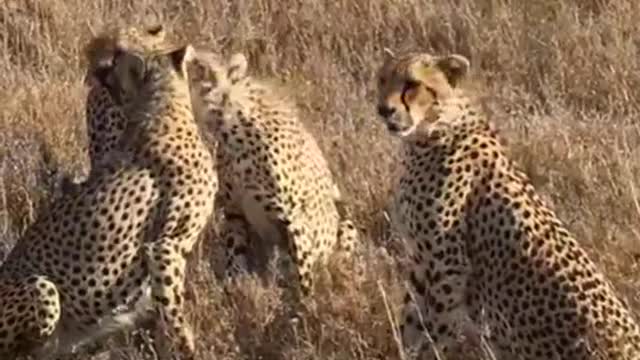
(376, 50, 640, 360)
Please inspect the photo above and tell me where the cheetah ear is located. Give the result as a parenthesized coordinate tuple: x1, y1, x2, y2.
(101, 51, 145, 104)
(169, 45, 195, 74)
(127, 52, 147, 84)
(93, 64, 113, 86)
(227, 53, 248, 84)
(434, 54, 470, 87)
(143, 7, 165, 37)
(146, 24, 165, 38)
(383, 47, 396, 62)
(86, 52, 115, 86)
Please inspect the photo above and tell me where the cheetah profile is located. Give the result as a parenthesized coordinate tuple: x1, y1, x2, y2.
(187, 50, 360, 294)
(375, 49, 640, 359)
(0, 33, 216, 360)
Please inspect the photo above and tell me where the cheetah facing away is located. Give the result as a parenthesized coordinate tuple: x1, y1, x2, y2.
(0, 37, 216, 360)
(187, 50, 360, 295)
(375, 50, 640, 359)
(60, 24, 172, 194)
(83, 24, 170, 171)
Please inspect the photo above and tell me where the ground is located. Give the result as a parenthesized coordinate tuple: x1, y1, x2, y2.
(0, 0, 639, 359)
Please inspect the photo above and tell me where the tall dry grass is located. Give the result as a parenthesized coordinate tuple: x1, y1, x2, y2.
(0, 0, 639, 359)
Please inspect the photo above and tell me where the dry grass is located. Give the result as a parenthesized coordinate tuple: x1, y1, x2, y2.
(1, 0, 639, 359)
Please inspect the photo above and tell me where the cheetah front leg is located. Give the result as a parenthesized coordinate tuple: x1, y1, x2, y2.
(283, 221, 325, 296)
(144, 239, 196, 360)
(334, 216, 367, 282)
(237, 180, 317, 295)
(334, 199, 360, 257)
(399, 241, 472, 360)
(221, 212, 252, 279)
(336, 217, 360, 257)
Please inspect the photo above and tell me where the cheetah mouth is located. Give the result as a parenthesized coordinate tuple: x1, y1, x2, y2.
(385, 121, 415, 137)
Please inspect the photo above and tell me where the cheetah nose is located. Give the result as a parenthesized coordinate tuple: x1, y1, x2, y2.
(377, 105, 395, 118)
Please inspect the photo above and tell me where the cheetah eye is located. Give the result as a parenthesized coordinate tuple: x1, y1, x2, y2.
(112, 48, 125, 65)
(191, 63, 207, 79)
(129, 66, 141, 80)
(404, 80, 420, 91)
(199, 83, 213, 96)
(94, 66, 111, 85)
(401, 80, 423, 107)
(208, 72, 218, 87)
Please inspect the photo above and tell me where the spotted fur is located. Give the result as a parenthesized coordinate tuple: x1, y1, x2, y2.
(187, 50, 360, 295)
(376, 50, 640, 360)
(61, 24, 172, 194)
(0, 33, 216, 360)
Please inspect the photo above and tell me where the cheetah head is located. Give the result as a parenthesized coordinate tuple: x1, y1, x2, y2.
(187, 50, 249, 130)
(83, 24, 168, 90)
(376, 49, 470, 137)
(96, 44, 195, 106)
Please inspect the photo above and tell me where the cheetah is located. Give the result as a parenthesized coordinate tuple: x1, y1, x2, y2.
(375, 49, 640, 359)
(60, 24, 171, 194)
(186, 50, 360, 295)
(83, 23, 170, 171)
(76, 30, 360, 294)
(0, 35, 216, 360)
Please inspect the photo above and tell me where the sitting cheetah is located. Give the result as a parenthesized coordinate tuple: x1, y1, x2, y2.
(375, 50, 640, 359)
(0, 34, 216, 360)
(187, 50, 359, 294)
(60, 24, 171, 194)
(76, 29, 359, 294)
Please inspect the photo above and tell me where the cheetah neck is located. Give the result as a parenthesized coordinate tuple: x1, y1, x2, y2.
(237, 78, 293, 110)
(122, 81, 199, 147)
(215, 78, 297, 130)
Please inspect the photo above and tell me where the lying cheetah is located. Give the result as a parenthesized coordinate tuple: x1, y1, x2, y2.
(187, 50, 359, 294)
(376, 50, 640, 359)
(0, 35, 216, 360)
